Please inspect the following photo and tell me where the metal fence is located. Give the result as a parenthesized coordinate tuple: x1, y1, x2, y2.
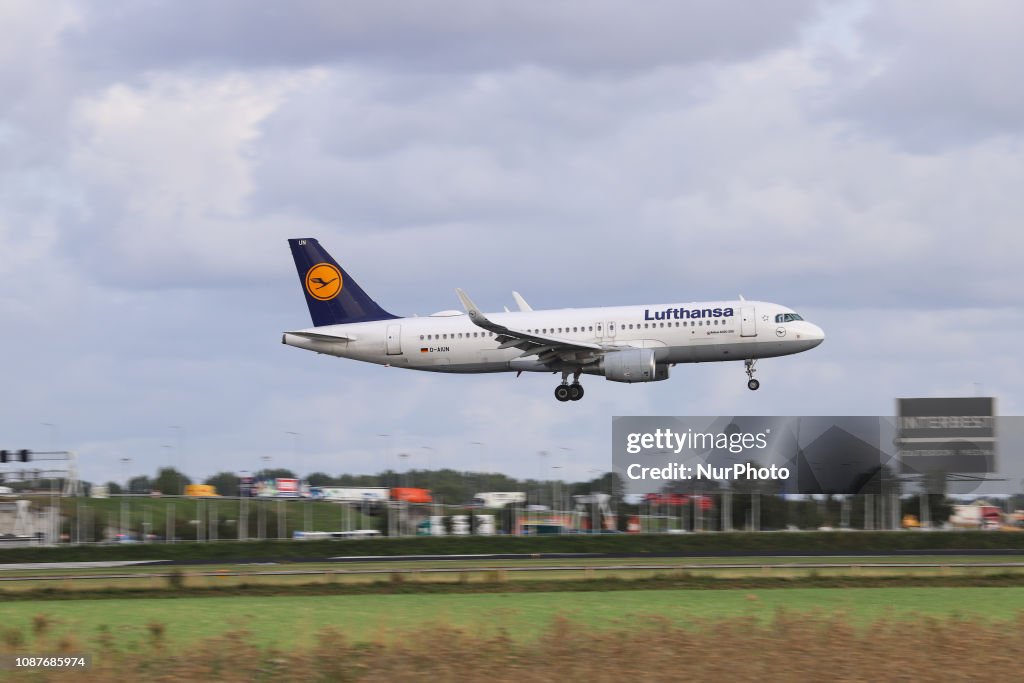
(0, 490, 927, 546)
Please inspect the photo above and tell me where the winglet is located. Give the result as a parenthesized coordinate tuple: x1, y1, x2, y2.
(455, 288, 485, 323)
(512, 291, 533, 312)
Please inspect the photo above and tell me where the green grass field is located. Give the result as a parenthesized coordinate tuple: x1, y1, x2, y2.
(7, 587, 1024, 650)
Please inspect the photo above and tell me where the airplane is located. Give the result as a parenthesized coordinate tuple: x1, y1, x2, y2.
(282, 238, 825, 401)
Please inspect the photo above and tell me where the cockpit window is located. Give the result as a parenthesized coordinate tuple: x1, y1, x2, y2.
(774, 313, 804, 323)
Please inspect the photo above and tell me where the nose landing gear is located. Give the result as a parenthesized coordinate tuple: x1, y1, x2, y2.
(745, 359, 760, 391)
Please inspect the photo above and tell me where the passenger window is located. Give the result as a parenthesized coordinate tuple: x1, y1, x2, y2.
(420, 335, 424, 340)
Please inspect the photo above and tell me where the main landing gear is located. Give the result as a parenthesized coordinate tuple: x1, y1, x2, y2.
(555, 370, 585, 402)
(745, 359, 760, 391)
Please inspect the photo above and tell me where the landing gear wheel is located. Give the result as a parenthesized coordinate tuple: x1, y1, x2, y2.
(744, 358, 759, 391)
(554, 385, 571, 402)
(568, 384, 584, 401)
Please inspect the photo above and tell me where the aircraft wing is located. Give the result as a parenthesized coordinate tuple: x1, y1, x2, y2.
(456, 289, 607, 366)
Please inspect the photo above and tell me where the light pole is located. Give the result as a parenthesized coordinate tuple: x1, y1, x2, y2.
(285, 431, 301, 480)
(589, 469, 604, 531)
(559, 446, 573, 477)
(120, 457, 132, 540)
(42, 422, 58, 451)
(419, 446, 435, 522)
(258, 457, 272, 539)
(399, 453, 410, 488)
(239, 469, 249, 541)
(560, 447, 573, 517)
(551, 465, 561, 512)
(169, 426, 184, 493)
(551, 465, 563, 534)
(537, 451, 548, 506)
(121, 457, 132, 493)
(159, 445, 176, 494)
(472, 441, 487, 492)
(378, 434, 394, 486)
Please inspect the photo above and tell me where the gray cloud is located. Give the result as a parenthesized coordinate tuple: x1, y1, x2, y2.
(820, 0, 1024, 151)
(66, 1, 818, 74)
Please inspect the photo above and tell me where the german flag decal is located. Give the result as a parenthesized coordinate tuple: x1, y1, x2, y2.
(420, 348, 428, 353)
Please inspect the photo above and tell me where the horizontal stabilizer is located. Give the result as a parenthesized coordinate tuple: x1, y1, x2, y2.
(283, 330, 356, 343)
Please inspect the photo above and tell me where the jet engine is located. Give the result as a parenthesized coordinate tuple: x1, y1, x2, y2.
(601, 348, 669, 383)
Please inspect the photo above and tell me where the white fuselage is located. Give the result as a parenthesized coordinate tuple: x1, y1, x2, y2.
(282, 300, 825, 375)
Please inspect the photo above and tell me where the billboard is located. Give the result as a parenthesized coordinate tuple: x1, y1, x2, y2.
(897, 397, 996, 476)
(254, 478, 307, 497)
(310, 487, 389, 503)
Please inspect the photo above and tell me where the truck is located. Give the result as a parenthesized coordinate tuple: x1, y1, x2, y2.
(309, 487, 390, 503)
(184, 484, 219, 498)
(470, 492, 526, 508)
(254, 478, 309, 498)
(949, 504, 1002, 529)
(390, 487, 433, 504)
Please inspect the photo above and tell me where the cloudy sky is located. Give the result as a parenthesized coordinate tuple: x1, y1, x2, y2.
(1, 1, 1021, 486)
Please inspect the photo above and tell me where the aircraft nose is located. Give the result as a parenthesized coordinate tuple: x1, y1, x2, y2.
(805, 323, 825, 347)
(791, 321, 824, 348)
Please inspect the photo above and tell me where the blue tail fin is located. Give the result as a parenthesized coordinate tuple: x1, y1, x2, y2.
(288, 238, 398, 326)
